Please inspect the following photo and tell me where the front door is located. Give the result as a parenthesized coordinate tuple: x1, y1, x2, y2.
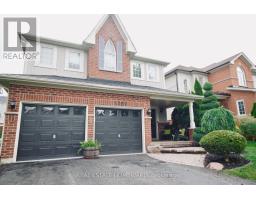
(151, 109, 157, 139)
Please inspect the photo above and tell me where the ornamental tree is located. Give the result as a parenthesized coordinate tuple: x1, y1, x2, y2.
(200, 82, 220, 118)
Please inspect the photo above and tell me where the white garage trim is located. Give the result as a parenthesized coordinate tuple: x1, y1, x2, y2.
(12, 101, 88, 163)
(93, 105, 146, 154)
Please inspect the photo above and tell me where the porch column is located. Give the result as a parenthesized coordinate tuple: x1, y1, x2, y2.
(189, 101, 196, 129)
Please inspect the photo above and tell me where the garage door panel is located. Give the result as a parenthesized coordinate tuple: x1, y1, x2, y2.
(22, 119, 38, 128)
(17, 146, 35, 158)
(38, 146, 54, 157)
(72, 119, 85, 127)
(56, 119, 71, 127)
(17, 104, 86, 161)
(41, 119, 55, 127)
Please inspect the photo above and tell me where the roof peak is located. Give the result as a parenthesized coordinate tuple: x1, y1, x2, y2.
(83, 14, 137, 54)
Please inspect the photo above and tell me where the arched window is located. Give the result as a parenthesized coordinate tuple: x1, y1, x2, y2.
(237, 66, 246, 86)
(104, 40, 116, 71)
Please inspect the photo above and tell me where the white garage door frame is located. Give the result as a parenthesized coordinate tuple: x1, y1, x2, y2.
(12, 101, 88, 163)
(93, 105, 146, 155)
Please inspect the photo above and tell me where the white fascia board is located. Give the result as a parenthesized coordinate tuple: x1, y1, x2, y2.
(227, 86, 256, 92)
(231, 52, 255, 68)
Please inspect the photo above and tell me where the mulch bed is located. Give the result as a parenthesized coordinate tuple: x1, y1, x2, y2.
(204, 153, 250, 169)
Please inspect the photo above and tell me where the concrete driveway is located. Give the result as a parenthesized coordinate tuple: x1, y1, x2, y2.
(0, 154, 254, 185)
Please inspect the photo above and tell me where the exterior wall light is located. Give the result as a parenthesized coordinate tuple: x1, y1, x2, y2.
(147, 109, 151, 116)
(9, 100, 16, 110)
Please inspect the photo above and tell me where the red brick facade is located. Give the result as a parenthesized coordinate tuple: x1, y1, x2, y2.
(208, 57, 256, 115)
(87, 17, 131, 82)
(0, 84, 151, 160)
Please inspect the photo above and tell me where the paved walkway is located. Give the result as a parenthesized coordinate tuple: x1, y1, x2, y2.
(148, 153, 206, 168)
(0, 154, 254, 185)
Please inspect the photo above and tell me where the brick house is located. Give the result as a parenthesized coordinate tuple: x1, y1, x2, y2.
(0, 15, 200, 163)
(165, 52, 256, 116)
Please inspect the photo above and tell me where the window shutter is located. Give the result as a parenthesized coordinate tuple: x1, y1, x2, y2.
(98, 36, 105, 70)
(116, 41, 123, 72)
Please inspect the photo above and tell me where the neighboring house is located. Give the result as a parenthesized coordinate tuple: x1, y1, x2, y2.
(165, 65, 208, 93)
(0, 14, 200, 163)
(165, 52, 256, 116)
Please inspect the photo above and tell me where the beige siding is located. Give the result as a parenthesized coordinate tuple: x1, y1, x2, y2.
(23, 43, 87, 79)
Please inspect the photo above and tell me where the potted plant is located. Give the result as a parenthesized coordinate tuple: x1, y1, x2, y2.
(78, 139, 101, 159)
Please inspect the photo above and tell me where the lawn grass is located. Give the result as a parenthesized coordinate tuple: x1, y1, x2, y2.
(225, 141, 256, 181)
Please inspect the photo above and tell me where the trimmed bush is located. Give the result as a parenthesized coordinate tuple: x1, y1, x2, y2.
(240, 117, 256, 138)
(199, 130, 247, 156)
(192, 127, 205, 143)
(200, 82, 220, 117)
(201, 107, 236, 133)
(251, 102, 256, 118)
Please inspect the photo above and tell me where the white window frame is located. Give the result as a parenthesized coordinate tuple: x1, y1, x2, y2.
(147, 64, 160, 82)
(236, 99, 246, 116)
(237, 66, 247, 87)
(35, 43, 57, 69)
(103, 40, 117, 72)
(131, 61, 144, 80)
(65, 49, 84, 72)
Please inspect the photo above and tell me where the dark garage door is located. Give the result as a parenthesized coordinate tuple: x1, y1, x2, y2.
(17, 104, 86, 161)
(95, 108, 142, 154)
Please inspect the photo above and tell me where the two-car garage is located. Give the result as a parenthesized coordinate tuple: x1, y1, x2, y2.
(17, 104, 143, 161)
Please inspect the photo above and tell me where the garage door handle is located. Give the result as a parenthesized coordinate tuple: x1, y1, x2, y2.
(53, 134, 56, 139)
(118, 134, 121, 138)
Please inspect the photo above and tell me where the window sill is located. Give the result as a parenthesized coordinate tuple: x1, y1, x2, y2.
(132, 76, 144, 80)
(33, 64, 57, 69)
(99, 69, 120, 73)
(64, 67, 84, 73)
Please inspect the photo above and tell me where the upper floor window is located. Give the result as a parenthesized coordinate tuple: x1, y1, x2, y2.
(147, 64, 159, 81)
(37, 43, 57, 68)
(132, 63, 142, 79)
(237, 66, 247, 87)
(184, 79, 188, 93)
(104, 40, 117, 71)
(65, 49, 84, 72)
(236, 100, 246, 116)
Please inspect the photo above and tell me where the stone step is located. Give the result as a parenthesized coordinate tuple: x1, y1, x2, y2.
(160, 147, 206, 154)
(147, 141, 195, 153)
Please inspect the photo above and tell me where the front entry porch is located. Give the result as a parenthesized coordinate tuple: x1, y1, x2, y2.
(150, 98, 196, 142)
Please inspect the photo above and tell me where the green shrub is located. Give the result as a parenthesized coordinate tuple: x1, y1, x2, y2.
(79, 140, 101, 149)
(201, 107, 236, 133)
(251, 102, 256, 118)
(240, 117, 256, 137)
(199, 130, 247, 156)
(192, 127, 205, 143)
(200, 82, 220, 117)
(193, 79, 203, 96)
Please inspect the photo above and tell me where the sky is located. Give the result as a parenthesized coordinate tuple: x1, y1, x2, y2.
(0, 14, 256, 74)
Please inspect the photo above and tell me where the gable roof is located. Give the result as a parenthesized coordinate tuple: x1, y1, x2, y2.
(203, 52, 255, 72)
(165, 65, 206, 77)
(84, 14, 137, 54)
(165, 52, 256, 77)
